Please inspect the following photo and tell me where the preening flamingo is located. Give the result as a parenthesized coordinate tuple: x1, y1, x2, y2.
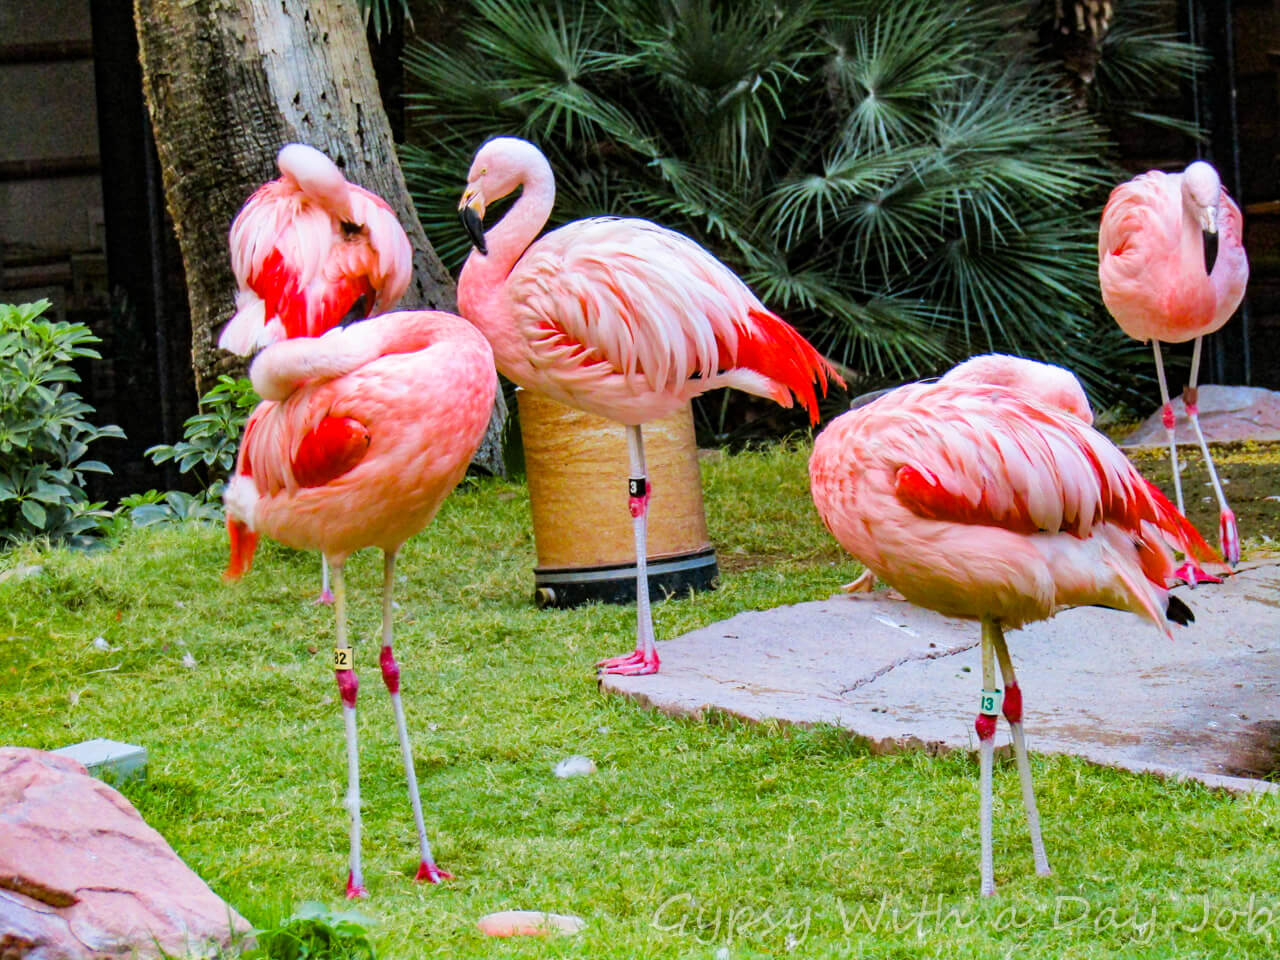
(456, 136, 841, 675)
(219, 143, 414, 604)
(218, 143, 412, 354)
(1099, 160, 1249, 566)
(222, 310, 496, 896)
(809, 354, 1218, 896)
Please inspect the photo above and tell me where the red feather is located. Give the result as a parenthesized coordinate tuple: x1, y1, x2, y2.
(252, 251, 376, 340)
(292, 416, 371, 488)
(895, 464, 1040, 535)
(728, 309, 838, 425)
(223, 517, 259, 580)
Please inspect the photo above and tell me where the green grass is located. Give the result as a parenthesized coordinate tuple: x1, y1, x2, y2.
(3, 442, 1279, 959)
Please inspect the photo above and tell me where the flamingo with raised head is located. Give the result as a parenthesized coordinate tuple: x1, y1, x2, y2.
(809, 354, 1217, 896)
(219, 143, 414, 604)
(1099, 160, 1249, 567)
(456, 136, 841, 675)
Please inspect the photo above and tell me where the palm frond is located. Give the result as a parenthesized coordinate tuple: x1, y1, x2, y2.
(401, 0, 1202, 411)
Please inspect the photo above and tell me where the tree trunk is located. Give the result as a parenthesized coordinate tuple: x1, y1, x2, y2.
(132, 0, 506, 473)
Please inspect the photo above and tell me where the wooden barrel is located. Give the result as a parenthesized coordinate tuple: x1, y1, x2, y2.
(517, 389, 719, 608)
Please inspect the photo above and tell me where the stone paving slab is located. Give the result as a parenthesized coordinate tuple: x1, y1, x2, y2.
(602, 562, 1280, 793)
(1121, 385, 1280, 447)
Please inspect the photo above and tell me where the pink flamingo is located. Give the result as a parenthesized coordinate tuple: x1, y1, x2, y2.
(809, 354, 1217, 896)
(219, 143, 414, 604)
(456, 136, 841, 675)
(1098, 160, 1249, 566)
(218, 143, 412, 354)
(222, 310, 496, 896)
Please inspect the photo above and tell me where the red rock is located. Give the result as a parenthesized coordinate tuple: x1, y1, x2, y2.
(1121, 385, 1280, 447)
(0, 747, 249, 959)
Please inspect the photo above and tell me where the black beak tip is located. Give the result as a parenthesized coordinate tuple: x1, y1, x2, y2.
(1203, 229, 1219, 276)
(459, 207, 487, 255)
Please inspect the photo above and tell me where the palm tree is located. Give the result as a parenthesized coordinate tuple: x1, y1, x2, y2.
(402, 0, 1201, 426)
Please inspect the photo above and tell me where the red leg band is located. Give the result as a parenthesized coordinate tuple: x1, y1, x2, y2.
(379, 645, 400, 694)
(336, 669, 358, 708)
(1002, 682, 1023, 724)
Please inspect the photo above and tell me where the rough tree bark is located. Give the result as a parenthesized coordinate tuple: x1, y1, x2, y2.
(132, 0, 505, 472)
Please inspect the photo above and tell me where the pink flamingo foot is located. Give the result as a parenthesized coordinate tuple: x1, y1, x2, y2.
(1220, 509, 1240, 566)
(345, 872, 368, 900)
(1171, 562, 1223, 587)
(315, 589, 335, 605)
(596, 649, 660, 675)
(415, 861, 453, 884)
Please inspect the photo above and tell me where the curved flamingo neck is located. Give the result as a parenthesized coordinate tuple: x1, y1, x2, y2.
(1178, 185, 1209, 277)
(476, 162, 556, 281)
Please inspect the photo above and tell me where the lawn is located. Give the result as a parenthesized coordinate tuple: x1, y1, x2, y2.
(3, 441, 1279, 959)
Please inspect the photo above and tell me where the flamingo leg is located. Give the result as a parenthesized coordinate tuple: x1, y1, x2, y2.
(317, 555, 335, 605)
(991, 626, 1051, 879)
(597, 424, 660, 675)
(378, 550, 452, 884)
(1184, 337, 1240, 565)
(977, 618, 999, 897)
(1151, 341, 1185, 513)
(330, 559, 367, 899)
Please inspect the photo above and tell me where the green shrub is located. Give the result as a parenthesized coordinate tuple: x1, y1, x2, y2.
(131, 375, 258, 526)
(0, 300, 124, 546)
(248, 902, 377, 960)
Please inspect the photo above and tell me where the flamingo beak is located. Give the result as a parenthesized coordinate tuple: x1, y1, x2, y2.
(1200, 203, 1220, 275)
(459, 188, 487, 255)
(1200, 204, 1218, 236)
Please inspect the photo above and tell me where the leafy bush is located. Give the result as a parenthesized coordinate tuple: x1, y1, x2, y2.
(130, 375, 257, 526)
(402, 0, 1199, 409)
(0, 300, 124, 545)
(121, 489, 226, 527)
(248, 902, 377, 960)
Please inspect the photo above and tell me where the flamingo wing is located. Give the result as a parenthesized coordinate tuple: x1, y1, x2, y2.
(866, 383, 1215, 564)
(291, 417, 372, 488)
(507, 218, 836, 421)
(1099, 172, 1178, 266)
(1211, 188, 1250, 319)
(1097, 172, 1181, 329)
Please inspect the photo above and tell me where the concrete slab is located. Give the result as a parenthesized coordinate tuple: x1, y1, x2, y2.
(602, 562, 1280, 794)
(51, 738, 148, 782)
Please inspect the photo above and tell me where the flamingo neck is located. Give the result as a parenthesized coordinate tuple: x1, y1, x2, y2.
(474, 166, 556, 282)
(1179, 190, 1209, 276)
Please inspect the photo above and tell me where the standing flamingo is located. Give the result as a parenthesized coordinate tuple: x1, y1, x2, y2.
(1098, 160, 1249, 566)
(222, 310, 496, 896)
(456, 136, 841, 675)
(809, 354, 1217, 896)
(219, 143, 415, 603)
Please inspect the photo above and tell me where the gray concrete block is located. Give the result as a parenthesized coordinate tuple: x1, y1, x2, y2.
(51, 738, 147, 782)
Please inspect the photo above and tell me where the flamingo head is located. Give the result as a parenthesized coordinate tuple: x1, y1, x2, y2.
(277, 143, 356, 224)
(459, 137, 553, 255)
(1182, 161, 1222, 235)
(941, 353, 1093, 425)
